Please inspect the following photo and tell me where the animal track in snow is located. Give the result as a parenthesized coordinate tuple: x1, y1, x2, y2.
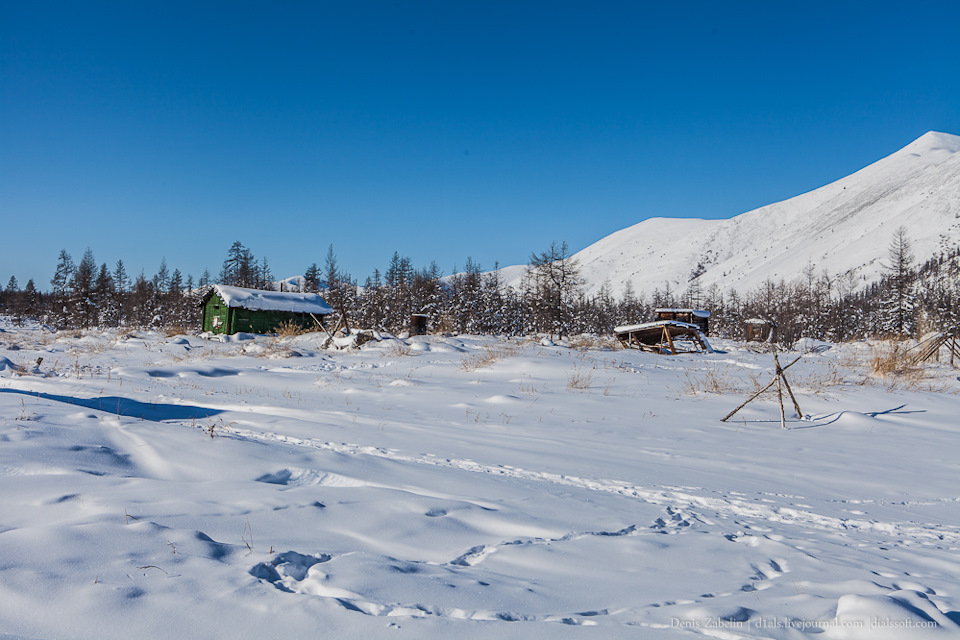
(219, 422, 960, 552)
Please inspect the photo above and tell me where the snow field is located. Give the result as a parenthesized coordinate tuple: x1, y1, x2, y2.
(1, 323, 959, 638)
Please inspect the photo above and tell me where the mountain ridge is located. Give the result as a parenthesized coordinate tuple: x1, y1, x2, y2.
(502, 130, 960, 299)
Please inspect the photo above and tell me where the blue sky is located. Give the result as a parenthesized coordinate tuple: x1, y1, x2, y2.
(2, 1, 959, 289)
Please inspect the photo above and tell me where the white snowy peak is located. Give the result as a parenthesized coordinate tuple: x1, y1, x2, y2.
(511, 131, 960, 298)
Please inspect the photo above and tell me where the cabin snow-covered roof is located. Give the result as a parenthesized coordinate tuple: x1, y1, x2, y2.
(655, 308, 711, 318)
(210, 285, 333, 315)
(614, 320, 703, 333)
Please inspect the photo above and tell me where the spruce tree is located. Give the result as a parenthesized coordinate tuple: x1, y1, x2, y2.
(304, 263, 320, 293)
(881, 227, 916, 337)
(94, 263, 118, 327)
(69, 248, 98, 328)
(50, 249, 75, 327)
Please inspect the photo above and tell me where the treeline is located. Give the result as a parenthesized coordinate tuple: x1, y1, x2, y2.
(3, 231, 959, 344)
(3, 248, 204, 331)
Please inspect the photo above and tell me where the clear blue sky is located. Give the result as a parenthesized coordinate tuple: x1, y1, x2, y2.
(3, 1, 959, 289)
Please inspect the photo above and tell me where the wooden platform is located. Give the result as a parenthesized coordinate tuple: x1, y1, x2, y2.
(614, 321, 713, 355)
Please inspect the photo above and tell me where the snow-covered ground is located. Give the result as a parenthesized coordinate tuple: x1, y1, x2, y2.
(1, 320, 958, 639)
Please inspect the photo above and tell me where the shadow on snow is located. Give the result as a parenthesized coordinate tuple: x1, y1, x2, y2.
(0, 388, 223, 422)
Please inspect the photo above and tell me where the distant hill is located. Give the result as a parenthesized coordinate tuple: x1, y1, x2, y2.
(501, 131, 960, 299)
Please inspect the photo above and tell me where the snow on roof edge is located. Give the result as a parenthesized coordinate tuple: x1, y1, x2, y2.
(655, 308, 711, 318)
(211, 285, 334, 315)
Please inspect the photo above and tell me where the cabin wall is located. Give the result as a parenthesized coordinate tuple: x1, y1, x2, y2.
(229, 309, 317, 334)
(202, 295, 231, 334)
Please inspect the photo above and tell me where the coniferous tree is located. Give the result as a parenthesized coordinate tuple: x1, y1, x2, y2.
(525, 241, 582, 339)
(183, 274, 202, 329)
(22, 280, 39, 323)
(219, 241, 257, 287)
(69, 248, 98, 328)
(153, 258, 170, 294)
(4, 276, 21, 324)
(480, 264, 504, 334)
(50, 249, 75, 327)
(258, 257, 273, 290)
(383, 252, 414, 330)
(113, 259, 130, 294)
(880, 227, 916, 337)
(450, 257, 483, 333)
(324, 245, 344, 320)
(94, 263, 118, 327)
(167, 268, 187, 328)
(129, 273, 154, 328)
(303, 263, 321, 293)
(113, 259, 130, 325)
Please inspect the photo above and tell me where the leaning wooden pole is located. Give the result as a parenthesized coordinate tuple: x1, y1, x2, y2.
(310, 312, 337, 345)
(776, 373, 786, 430)
(662, 326, 677, 355)
(774, 354, 803, 419)
(721, 356, 803, 423)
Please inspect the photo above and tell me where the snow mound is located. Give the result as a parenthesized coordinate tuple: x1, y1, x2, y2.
(796, 337, 833, 353)
(834, 590, 959, 638)
(256, 468, 370, 488)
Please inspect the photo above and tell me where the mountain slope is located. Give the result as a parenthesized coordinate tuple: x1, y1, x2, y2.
(510, 131, 960, 298)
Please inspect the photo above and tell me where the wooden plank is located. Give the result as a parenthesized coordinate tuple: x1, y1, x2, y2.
(662, 326, 677, 355)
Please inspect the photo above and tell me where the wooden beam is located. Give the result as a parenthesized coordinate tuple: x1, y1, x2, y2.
(662, 326, 677, 355)
(776, 373, 786, 430)
(775, 354, 803, 418)
(721, 356, 803, 422)
(309, 313, 338, 346)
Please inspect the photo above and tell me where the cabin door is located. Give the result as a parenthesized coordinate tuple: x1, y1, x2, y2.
(207, 303, 229, 334)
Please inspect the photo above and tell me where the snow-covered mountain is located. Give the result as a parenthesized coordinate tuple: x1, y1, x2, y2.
(506, 131, 960, 298)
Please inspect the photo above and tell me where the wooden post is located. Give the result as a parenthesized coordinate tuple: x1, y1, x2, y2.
(662, 326, 677, 355)
(721, 356, 803, 423)
(310, 313, 338, 347)
(776, 373, 786, 429)
(774, 354, 803, 418)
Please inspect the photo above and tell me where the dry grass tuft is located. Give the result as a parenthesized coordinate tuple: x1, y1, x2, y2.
(274, 321, 312, 338)
(790, 361, 852, 392)
(164, 324, 195, 338)
(869, 341, 922, 380)
(681, 365, 752, 395)
(566, 369, 593, 390)
(386, 341, 413, 357)
(567, 335, 620, 351)
(460, 342, 522, 371)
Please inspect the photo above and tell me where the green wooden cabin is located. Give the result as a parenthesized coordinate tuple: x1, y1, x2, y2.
(201, 285, 333, 335)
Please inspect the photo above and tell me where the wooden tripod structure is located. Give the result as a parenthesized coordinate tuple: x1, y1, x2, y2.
(722, 355, 803, 429)
(908, 332, 960, 366)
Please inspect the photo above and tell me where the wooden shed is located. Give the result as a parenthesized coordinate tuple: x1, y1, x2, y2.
(655, 308, 710, 335)
(744, 318, 777, 343)
(201, 285, 333, 335)
(409, 314, 429, 336)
